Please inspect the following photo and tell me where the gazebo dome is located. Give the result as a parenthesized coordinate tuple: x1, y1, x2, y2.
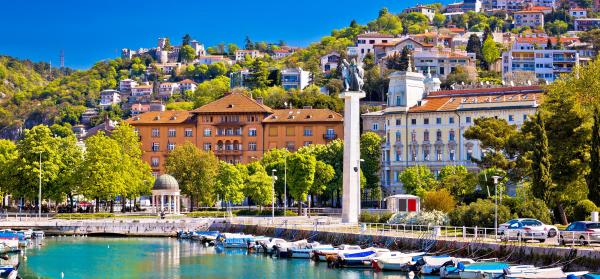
(153, 174, 179, 191)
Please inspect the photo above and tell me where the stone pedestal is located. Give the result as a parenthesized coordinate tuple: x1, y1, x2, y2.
(339, 91, 365, 224)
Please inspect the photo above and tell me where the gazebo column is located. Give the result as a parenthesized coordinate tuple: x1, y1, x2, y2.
(176, 195, 180, 214)
(168, 195, 172, 214)
(160, 195, 164, 212)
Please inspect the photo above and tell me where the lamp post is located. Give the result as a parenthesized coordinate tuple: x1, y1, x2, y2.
(357, 159, 365, 214)
(284, 150, 287, 216)
(271, 169, 278, 224)
(35, 151, 43, 219)
(492, 175, 502, 239)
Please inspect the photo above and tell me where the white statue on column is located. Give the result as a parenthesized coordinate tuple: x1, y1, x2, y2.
(339, 59, 366, 223)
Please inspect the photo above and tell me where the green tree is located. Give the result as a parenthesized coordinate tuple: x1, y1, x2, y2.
(482, 36, 500, 70)
(546, 20, 568, 36)
(464, 117, 518, 170)
(179, 45, 197, 63)
(206, 62, 227, 79)
(438, 165, 477, 201)
(0, 140, 17, 197)
(368, 11, 403, 35)
(433, 13, 446, 28)
(242, 162, 273, 210)
(165, 142, 219, 209)
(422, 189, 456, 212)
(466, 34, 483, 63)
(310, 160, 335, 206)
(588, 108, 600, 205)
(227, 43, 239, 56)
(360, 132, 382, 200)
(215, 161, 245, 207)
(399, 165, 437, 197)
(80, 132, 125, 212)
(530, 113, 554, 205)
(441, 66, 472, 89)
(287, 152, 316, 211)
(182, 34, 192, 46)
(248, 59, 270, 89)
(192, 76, 231, 107)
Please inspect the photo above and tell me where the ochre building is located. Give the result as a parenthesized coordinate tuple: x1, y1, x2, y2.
(127, 92, 343, 175)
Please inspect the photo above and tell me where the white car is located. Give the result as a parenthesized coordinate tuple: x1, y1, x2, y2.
(499, 218, 558, 242)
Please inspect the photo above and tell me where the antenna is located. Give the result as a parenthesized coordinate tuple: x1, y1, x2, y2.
(60, 50, 65, 68)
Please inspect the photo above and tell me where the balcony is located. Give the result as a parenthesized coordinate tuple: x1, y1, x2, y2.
(214, 149, 243, 155)
(323, 133, 338, 140)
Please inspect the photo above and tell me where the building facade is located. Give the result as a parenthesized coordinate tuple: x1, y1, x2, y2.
(362, 68, 543, 194)
(514, 10, 545, 29)
(99, 89, 121, 108)
(574, 18, 600, 30)
(128, 93, 344, 174)
(347, 33, 395, 61)
(281, 68, 311, 90)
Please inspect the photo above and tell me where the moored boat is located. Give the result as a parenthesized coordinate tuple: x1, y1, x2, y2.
(458, 262, 510, 279)
(372, 252, 425, 272)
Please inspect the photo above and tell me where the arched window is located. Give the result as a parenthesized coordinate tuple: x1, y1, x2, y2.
(436, 130, 442, 141)
(449, 130, 455, 141)
(423, 130, 430, 142)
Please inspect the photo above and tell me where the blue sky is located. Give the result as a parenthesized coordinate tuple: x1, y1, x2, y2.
(1, 0, 446, 69)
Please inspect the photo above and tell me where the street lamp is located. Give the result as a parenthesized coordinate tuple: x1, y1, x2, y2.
(284, 150, 288, 216)
(271, 169, 278, 224)
(492, 175, 502, 239)
(357, 159, 365, 214)
(35, 151, 43, 219)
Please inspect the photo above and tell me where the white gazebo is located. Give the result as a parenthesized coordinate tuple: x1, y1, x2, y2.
(151, 174, 181, 214)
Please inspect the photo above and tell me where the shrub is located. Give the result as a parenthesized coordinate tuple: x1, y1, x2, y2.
(449, 199, 511, 227)
(573, 199, 598, 221)
(186, 211, 233, 218)
(387, 210, 448, 226)
(514, 198, 552, 224)
(54, 213, 115, 219)
(236, 209, 298, 217)
(360, 211, 394, 223)
(422, 189, 457, 213)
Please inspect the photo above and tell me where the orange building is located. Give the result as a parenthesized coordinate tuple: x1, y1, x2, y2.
(127, 93, 344, 175)
(262, 109, 343, 151)
(127, 110, 197, 176)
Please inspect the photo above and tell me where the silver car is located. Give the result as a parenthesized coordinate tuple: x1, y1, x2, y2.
(499, 218, 558, 242)
(560, 221, 600, 245)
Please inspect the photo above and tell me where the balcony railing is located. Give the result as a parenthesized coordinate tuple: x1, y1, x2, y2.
(323, 133, 338, 140)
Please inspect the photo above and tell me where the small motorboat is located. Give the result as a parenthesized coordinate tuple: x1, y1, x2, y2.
(32, 231, 44, 239)
(372, 252, 425, 271)
(440, 258, 477, 278)
(458, 261, 510, 279)
(505, 266, 589, 279)
(313, 244, 361, 262)
(420, 255, 456, 275)
(290, 243, 334, 258)
(0, 264, 18, 279)
(259, 238, 287, 254)
(274, 240, 308, 258)
(191, 231, 220, 244)
(336, 247, 390, 268)
(216, 233, 254, 248)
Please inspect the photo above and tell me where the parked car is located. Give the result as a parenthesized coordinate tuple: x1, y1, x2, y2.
(560, 221, 600, 245)
(498, 218, 558, 242)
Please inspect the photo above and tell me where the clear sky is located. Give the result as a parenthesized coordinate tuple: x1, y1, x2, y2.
(1, 0, 447, 69)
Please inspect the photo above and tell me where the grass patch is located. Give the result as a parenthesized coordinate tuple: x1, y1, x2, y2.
(185, 209, 298, 218)
(54, 213, 115, 219)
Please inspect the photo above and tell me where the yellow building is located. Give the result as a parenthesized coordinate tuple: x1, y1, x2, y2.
(363, 69, 544, 194)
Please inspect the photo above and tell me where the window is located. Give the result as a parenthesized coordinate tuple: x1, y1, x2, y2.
(395, 131, 401, 141)
(184, 128, 193, 137)
(152, 128, 160, 137)
(523, 114, 528, 121)
(248, 142, 257, 151)
(151, 157, 159, 167)
(467, 146, 473, 160)
(411, 131, 417, 142)
(424, 130, 430, 141)
(304, 127, 313, 136)
(373, 123, 379, 130)
(396, 96, 401, 106)
(436, 117, 442, 124)
(286, 127, 295, 136)
(248, 128, 257, 136)
(395, 150, 401, 161)
(152, 143, 160, 152)
(393, 171, 399, 183)
(424, 118, 429, 125)
(449, 130, 455, 141)
(304, 141, 313, 146)
(466, 116, 472, 124)
(509, 115, 514, 122)
(395, 119, 401, 126)
(423, 146, 430, 161)
(203, 128, 211, 137)
(449, 149, 455, 161)
(203, 143, 212, 151)
(411, 119, 417, 125)
(449, 117, 455, 124)
(167, 143, 175, 151)
(269, 127, 278, 137)
(436, 130, 442, 141)
(436, 148, 443, 161)
(168, 129, 176, 137)
(326, 128, 335, 135)
(286, 141, 295, 151)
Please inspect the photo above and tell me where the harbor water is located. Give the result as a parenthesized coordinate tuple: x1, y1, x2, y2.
(18, 237, 437, 279)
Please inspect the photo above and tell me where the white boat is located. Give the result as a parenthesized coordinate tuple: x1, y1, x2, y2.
(274, 239, 308, 258)
(440, 258, 478, 278)
(259, 238, 287, 254)
(458, 262, 510, 279)
(32, 231, 44, 239)
(421, 256, 456, 274)
(373, 252, 425, 271)
(216, 233, 255, 248)
(290, 243, 334, 258)
(505, 266, 584, 279)
(313, 244, 361, 261)
(338, 247, 390, 268)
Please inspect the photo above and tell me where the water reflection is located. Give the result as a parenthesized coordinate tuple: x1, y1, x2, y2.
(19, 237, 435, 279)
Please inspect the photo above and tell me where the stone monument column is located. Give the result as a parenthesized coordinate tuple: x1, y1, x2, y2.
(339, 91, 365, 223)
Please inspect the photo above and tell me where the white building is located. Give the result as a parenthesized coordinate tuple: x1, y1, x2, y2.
(362, 67, 543, 194)
(272, 49, 294, 60)
(569, 7, 588, 18)
(403, 5, 436, 21)
(281, 68, 311, 90)
(131, 83, 153, 97)
(119, 79, 138, 92)
(195, 55, 233, 65)
(574, 18, 600, 30)
(320, 52, 341, 73)
(178, 79, 197, 92)
(348, 33, 395, 61)
(502, 37, 580, 82)
(235, 50, 263, 62)
(158, 82, 180, 99)
(413, 49, 477, 79)
(514, 10, 545, 29)
(99, 89, 121, 108)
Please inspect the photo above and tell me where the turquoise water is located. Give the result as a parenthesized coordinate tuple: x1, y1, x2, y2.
(18, 237, 435, 279)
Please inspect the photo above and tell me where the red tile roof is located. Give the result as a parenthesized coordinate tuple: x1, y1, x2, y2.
(192, 92, 273, 114)
(516, 37, 580, 44)
(263, 109, 343, 123)
(409, 91, 544, 112)
(427, 86, 543, 97)
(126, 110, 194, 124)
(358, 33, 395, 38)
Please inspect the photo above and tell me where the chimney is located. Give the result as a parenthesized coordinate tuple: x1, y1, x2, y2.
(256, 97, 264, 104)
